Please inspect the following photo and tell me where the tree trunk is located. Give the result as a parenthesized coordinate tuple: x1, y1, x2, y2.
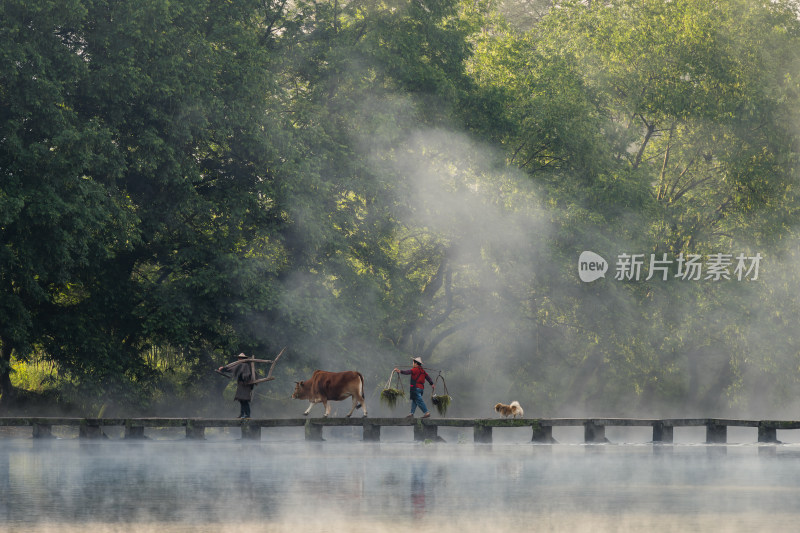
(0, 340, 17, 409)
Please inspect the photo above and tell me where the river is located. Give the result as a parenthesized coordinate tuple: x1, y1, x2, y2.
(2, 428, 800, 532)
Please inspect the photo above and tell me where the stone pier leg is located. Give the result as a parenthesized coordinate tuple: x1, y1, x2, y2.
(32, 424, 53, 439)
(705, 423, 727, 444)
(186, 422, 205, 440)
(531, 425, 555, 443)
(758, 424, 779, 444)
(305, 420, 323, 441)
(363, 420, 381, 442)
(241, 423, 261, 440)
(125, 424, 146, 439)
(652, 422, 673, 443)
(474, 424, 492, 443)
(79, 422, 104, 439)
(414, 422, 438, 442)
(584, 421, 606, 443)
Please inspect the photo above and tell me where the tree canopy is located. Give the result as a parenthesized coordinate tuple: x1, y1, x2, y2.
(2, 0, 800, 418)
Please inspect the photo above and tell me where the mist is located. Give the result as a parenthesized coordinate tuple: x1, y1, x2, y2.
(111, 0, 800, 423)
(263, 67, 800, 422)
(260, 0, 800, 422)
(4, 438, 800, 533)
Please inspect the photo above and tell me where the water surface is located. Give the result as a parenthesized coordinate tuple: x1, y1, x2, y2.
(2, 436, 800, 532)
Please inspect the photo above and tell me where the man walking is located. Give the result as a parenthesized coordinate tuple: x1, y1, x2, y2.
(394, 357, 435, 418)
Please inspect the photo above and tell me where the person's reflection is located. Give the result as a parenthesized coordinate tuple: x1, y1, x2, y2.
(411, 463, 427, 519)
(235, 446, 257, 518)
(0, 446, 7, 483)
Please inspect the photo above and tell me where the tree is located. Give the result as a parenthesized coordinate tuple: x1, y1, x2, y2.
(1, 0, 139, 404)
(1, 0, 292, 409)
(462, 0, 800, 413)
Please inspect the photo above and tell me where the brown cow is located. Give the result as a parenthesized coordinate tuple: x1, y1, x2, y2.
(291, 370, 368, 417)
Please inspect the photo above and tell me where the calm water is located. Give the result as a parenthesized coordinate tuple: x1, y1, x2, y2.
(2, 432, 800, 532)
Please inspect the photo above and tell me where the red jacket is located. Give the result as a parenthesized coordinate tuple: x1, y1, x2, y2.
(400, 366, 433, 390)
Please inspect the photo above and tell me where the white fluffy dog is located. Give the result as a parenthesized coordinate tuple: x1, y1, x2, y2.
(494, 401, 524, 419)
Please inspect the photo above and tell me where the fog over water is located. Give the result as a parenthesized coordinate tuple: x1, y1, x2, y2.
(3, 434, 800, 533)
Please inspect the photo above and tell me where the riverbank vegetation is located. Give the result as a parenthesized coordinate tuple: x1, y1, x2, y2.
(3, 0, 800, 418)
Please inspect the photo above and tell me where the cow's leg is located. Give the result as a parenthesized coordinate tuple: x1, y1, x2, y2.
(323, 400, 330, 417)
(303, 402, 315, 416)
(354, 381, 367, 417)
(359, 394, 367, 417)
(346, 396, 357, 417)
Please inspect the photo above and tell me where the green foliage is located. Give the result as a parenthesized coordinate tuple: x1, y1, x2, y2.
(4, 0, 800, 418)
(10, 359, 58, 393)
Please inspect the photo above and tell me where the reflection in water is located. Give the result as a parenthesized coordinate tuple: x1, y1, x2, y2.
(1, 439, 800, 532)
(411, 463, 427, 520)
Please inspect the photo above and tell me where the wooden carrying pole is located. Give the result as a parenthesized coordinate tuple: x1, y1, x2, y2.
(216, 347, 286, 385)
(250, 347, 284, 384)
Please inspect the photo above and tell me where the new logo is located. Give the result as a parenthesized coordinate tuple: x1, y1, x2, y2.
(579, 251, 608, 282)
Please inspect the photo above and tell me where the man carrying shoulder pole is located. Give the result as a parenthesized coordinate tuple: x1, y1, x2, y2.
(218, 353, 254, 419)
(394, 357, 435, 419)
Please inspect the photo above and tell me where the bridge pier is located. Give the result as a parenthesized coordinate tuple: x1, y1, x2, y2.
(474, 424, 492, 443)
(758, 424, 779, 443)
(652, 422, 673, 443)
(79, 421, 104, 439)
(531, 424, 555, 443)
(124, 423, 146, 439)
(33, 423, 53, 439)
(584, 421, 607, 443)
(241, 423, 261, 440)
(705, 423, 727, 444)
(305, 420, 323, 441)
(414, 421, 438, 442)
(363, 420, 381, 442)
(186, 421, 205, 440)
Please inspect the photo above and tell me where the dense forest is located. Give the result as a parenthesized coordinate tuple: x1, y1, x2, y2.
(2, 0, 800, 418)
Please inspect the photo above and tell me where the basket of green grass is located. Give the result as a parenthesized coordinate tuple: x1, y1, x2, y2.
(430, 373, 453, 416)
(431, 393, 452, 416)
(380, 370, 405, 409)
